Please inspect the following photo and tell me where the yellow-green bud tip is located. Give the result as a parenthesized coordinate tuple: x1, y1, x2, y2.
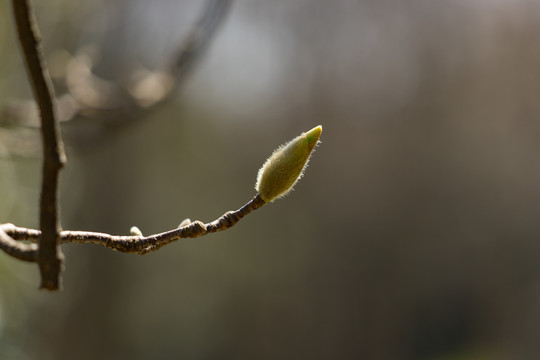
(306, 125, 322, 153)
(255, 125, 322, 202)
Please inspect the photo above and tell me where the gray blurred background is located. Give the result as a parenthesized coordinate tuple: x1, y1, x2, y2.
(2, 0, 540, 359)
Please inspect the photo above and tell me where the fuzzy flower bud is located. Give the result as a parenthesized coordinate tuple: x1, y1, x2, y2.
(256, 125, 322, 202)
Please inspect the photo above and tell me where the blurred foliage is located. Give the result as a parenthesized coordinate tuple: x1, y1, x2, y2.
(2, 0, 540, 359)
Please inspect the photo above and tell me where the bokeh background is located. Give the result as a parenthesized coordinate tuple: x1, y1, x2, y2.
(2, 0, 540, 359)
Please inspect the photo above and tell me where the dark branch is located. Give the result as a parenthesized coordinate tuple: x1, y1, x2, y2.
(0, 194, 266, 259)
(12, 0, 66, 290)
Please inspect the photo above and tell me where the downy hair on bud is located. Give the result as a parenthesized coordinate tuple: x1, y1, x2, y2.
(255, 126, 322, 202)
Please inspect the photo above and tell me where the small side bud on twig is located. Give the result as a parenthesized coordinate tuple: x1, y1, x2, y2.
(130, 226, 143, 237)
(178, 218, 191, 228)
(256, 125, 322, 202)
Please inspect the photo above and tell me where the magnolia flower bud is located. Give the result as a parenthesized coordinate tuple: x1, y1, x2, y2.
(256, 125, 322, 202)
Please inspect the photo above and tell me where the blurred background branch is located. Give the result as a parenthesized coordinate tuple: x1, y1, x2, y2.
(2, 0, 232, 154)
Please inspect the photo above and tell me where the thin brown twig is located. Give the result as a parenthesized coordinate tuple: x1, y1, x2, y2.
(0, 227, 38, 262)
(12, 0, 66, 290)
(0, 194, 266, 259)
